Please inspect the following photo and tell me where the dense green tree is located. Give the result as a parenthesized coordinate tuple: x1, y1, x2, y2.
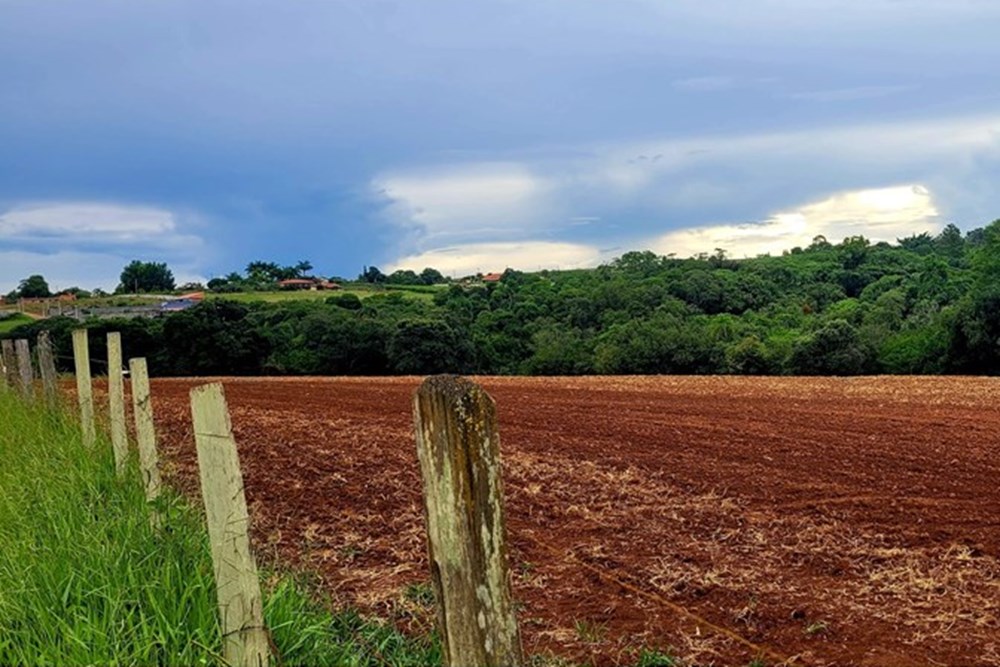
(387, 319, 473, 374)
(419, 267, 446, 285)
(326, 293, 363, 310)
(17, 274, 52, 298)
(725, 336, 773, 374)
(386, 270, 420, 285)
(359, 266, 386, 284)
(159, 301, 268, 375)
(118, 261, 175, 293)
(789, 320, 871, 375)
(523, 326, 594, 375)
(935, 224, 965, 263)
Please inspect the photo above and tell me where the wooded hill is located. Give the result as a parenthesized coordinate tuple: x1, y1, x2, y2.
(7, 221, 1000, 377)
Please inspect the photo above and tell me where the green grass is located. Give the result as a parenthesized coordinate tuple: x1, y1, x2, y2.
(0, 391, 438, 666)
(0, 313, 32, 334)
(207, 284, 442, 304)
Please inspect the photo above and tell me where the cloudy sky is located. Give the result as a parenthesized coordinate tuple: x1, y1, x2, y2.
(2, 0, 1000, 291)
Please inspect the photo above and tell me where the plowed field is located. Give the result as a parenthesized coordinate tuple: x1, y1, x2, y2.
(145, 376, 1000, 666)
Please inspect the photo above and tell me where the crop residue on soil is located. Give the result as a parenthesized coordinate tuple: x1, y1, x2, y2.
(143, 376, 1000, 666)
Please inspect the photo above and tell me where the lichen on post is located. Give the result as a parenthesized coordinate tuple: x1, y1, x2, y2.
(107, 332, 129, 474)
(37, 331, 58, 403)
(413, 374, 523, 667)
(128, 357, 162, 509)
(1, 339, 18, 391)
(72, 329, 95, 447)
(14, 339, 33, 399)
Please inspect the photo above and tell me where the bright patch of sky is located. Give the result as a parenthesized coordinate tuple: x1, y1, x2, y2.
(1, 0, 999, 288)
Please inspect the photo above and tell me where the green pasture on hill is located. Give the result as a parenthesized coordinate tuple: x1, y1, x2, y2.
(206, 284, 443, 303)
(0, 313, 32, 334)
(59, 284, 443, 309)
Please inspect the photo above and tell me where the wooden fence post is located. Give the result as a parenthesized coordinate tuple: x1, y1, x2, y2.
(1, 339, 17, 390)
(107, 333, 128, 474)
(412, 375, 523, 667)
(72, 329, 95, 447)
(15, 339, 34, 398)
(37, 331, 58, 403)
(128, 358, 162, 509)
(190, 383, 269, 667)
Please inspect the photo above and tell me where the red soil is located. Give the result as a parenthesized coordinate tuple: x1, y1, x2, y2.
(144, 376, 1000, 666)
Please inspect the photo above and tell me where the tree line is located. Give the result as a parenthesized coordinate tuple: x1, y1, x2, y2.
(7, 220, 1000, 376)
(3, 259, 450, 303)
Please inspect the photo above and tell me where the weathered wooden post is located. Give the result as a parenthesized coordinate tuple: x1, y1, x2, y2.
(412, 375, 523, 667)
(1, 339, 17, 390)
(128, 358, 162, 510)
(107, 333, 128, 474)
(15, 339, 34, 398)
(190, 383, 269, 667)
(37, 331, 58, 403)
(72, 329, 96, 447)
(0, 345, 7, 394)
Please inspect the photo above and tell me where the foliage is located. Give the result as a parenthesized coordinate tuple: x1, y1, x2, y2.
(8, 224, 1000, 376)
(0, 313, 33, 334)
(0, 392, 438, 666)
(118, 261, 176, 294)
(359, 266, 386, 284)
(5, 274, 52, 301)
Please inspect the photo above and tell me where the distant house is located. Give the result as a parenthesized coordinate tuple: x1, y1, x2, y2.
(159, 298, 198, 312)
(159, 292, 204, 313)
(277, 278, 341, 291)
(482, 272, 504, 283)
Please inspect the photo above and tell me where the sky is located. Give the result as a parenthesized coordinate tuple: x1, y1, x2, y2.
(2, 0, 1000, 291)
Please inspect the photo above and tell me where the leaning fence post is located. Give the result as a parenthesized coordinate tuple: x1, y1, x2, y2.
(72, 329, 95, 447)
(107, 333, 128, 474)
(190, 383, 269, 667)
(15, 339, 33, 398)
(128, 358, 162, 510)
(1, 339, 17, 390)
(413, 375, 523, 667)
(37, 331, 58, 403)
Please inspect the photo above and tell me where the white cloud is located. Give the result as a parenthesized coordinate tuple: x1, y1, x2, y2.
(602, 113, 1000, 173)
(0, 201, 208, 292)
(378, 111, 1000, 273)
(649, 184, 941, 258)
(387, 241, 603, 277)
(0, 249, 135, 293)
(0, 202, 204, 250)
(387, 185, 943, 275)
(375, 164, 553, 243)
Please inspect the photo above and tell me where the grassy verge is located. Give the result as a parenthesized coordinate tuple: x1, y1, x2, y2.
(0, 390, 438, 666)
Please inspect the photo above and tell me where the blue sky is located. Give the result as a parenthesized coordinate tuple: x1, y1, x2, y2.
(2, 0, 1000, 291)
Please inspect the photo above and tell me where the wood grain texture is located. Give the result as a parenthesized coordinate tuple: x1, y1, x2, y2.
(1, 339, 17, 391)
(413, 374, 523, 667)
(190, 382, 269, 667)
(37, 331, 58, 403)
(14, 339, 33, 399)
(72, 329, 95, 447)
(128, 357, 163, 522)
(107, 333, 128, 474)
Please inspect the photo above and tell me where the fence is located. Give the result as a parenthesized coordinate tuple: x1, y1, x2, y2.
(0, 330, 526, 667)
